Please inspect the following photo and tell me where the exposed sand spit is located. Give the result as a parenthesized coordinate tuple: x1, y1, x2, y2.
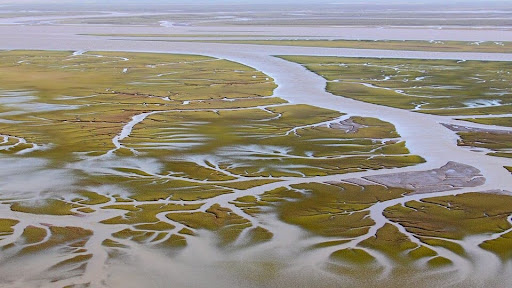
(362, 161, 485, 194)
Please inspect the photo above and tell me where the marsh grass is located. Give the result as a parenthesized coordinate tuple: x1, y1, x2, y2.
(0, 219, 19, 237)
(460, 117, 512, 128)
(101, 203, 203, 226)
(360, 224, 434, 264)
(456, 131, 512, 158)
(167, 204, 252, 246)
(190, 39, 512, 54)
(0, 50, 276, 159)
(238, 183, 409, 238)
(10, 199, 80, 216)
(384, 193, 512, 240)
(280, 55, 512, 115)
(0, 50, 431, 272)
(20, 226, 92, 254)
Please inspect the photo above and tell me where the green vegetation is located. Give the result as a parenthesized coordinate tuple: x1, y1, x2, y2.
(0, 50, 276, 159)
(101, 203, 202, 227)
(480, 231, 512, 260)
(445, 119, 512, 159)
(19, 226, 47, 245)
(460, 117, 512, 128)
(233, 184, 512, 268)
(102, 238, 128, 248)
(191, 39, 512, 53)
(360, 224, 435, 264)
(280, 55, 512, 115)
(49, 254, 92, 270)
(0, 218, 19, 238)
(10, 199, 79, 215)
(74, 191, 111, 205)
(0, 50, 467, 282)
(420, 238, 465, 256)
(330, 248, 375, 265)
(0, 51, 421, 210)
(79, 175, 234, 202)
(217, 179, 280, 190)
(167, 204, 253, 245)
(234, 182, 410, 238)
(427, 257, 453, 267)
(125, 109, 423, 178)
(20, 226, 92, 254)
(456, 130, 512, 158)
(156, 234, 188, 249)
(246, 226, 273, 244)
(385, 193, 512, 240)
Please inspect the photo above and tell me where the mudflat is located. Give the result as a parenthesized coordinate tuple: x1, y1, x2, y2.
(0, 2, 511, 288)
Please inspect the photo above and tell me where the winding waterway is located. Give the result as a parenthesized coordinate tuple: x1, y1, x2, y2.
(0, 24, 512, 287)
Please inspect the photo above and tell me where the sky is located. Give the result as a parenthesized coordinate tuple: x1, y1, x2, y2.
(0, 0, 498, 3)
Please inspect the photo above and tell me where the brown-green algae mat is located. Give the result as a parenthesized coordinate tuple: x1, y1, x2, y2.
(0, 50, 511, 288)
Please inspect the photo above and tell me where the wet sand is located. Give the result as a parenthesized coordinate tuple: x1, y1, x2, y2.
(0, 17, 512, 288)
(3, 24, 512, 41)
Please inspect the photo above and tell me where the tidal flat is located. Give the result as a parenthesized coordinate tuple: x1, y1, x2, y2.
(0, 49, 510, 288)
(167, 39, 512, 54)
(1, 2, 512, 288)
(0, 50, 427, 287)
(280, 55, 512, 115)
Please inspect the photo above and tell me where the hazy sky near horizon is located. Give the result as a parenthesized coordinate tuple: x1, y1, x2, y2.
(0, 0, 499, 4)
